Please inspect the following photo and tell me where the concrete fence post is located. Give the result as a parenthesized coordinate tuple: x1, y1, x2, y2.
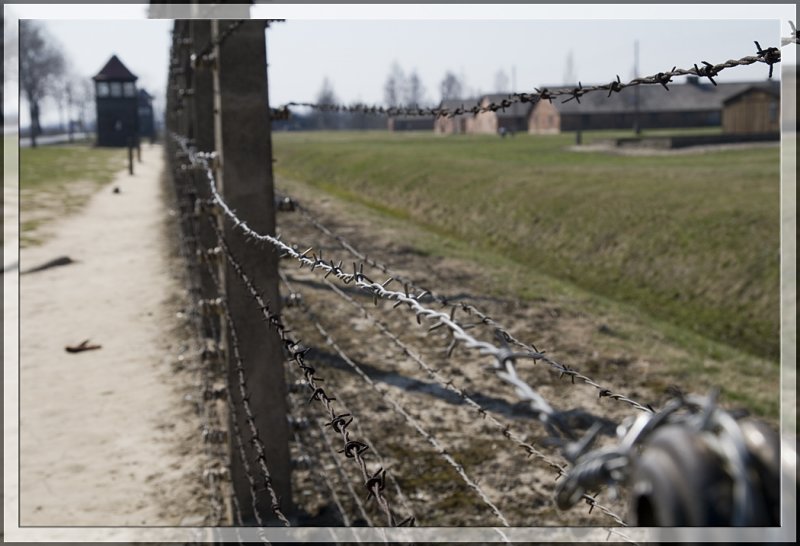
(211, 18, 295, 523)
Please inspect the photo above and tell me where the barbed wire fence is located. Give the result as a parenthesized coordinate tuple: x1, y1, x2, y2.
(165, 17, 794, 536)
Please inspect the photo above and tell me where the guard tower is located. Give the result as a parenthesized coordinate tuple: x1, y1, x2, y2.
(93, 54, 139, 147)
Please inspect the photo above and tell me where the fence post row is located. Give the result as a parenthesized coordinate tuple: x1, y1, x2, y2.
(168, 18, 294, 524)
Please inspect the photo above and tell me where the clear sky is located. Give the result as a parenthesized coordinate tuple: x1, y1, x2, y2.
(4, 3, 797, 127)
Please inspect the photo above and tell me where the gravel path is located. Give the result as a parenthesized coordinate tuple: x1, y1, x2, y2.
(13, 145, 213, 532)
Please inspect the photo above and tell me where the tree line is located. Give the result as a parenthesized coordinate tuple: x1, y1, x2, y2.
(7, 18, 95, 147)
(275, 62, 471, 131)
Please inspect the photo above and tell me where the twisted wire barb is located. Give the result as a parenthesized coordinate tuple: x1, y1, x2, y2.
(176, 134, 631, 531)
(280, 271, 512, 527)
(203, 211, 411, 527)
(312, 411, 376, 526)
(274, 35, 790, 120)
(317, 274, 566, 477)
(294, 369, 418, 522)
(295, 272, 628, 528)
(171, 160, 233, 527)
(288, 198, 652, 415)
(172, 158, 263, 528)
(286, 388, 354, 527)
(197, 225, 292, 527)
(174, 135, 623, 444)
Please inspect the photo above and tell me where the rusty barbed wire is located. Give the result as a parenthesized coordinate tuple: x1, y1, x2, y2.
(280, 271, 512, 528)
(287, 197, 654, 415)
(310, 410, 376, 526)
(172, 154, 272, 532)
(273, 33, 793, 120)
(202, 245, 292, 527)
(170, 158, 232, 528)
(285, 384, 355, 527)
(171, 145, 291, 528)
(199, 207, 413, 528)
(188, 19, 286, 71)
(314, 274, 567, 475)
(299, 374, 419, 522)
(174, 134, 642, 536)
(311, 275, 632, 527)
(174, 134, 638, 445)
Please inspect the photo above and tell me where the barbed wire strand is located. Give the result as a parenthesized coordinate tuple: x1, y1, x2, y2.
(171, 166, 234, 529)
(173, 164, 266, 532)
(180, 135, 626, 534)
(294, 373, 419, 522)
(176, 137, 631, 447)
(285, 387, 354, 528)
(287, 198, 652, 414)
(313, 274, 632, 527)
(311, 411, 376, 527)
(279, 272, 512, 529)
(313, 273, 566, 475)
(183, 19, 286, 72)
(272, 35, 791, 120)
(175, 169, 274, 544)
(202, 242, 292, 527)
(200, 210, 411, 528)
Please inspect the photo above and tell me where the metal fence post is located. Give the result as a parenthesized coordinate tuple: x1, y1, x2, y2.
(212, 19, 295, 523)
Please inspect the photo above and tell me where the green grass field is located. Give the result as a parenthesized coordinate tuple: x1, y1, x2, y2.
(19, 142, 127, 246)
(273, 130, 780, 361)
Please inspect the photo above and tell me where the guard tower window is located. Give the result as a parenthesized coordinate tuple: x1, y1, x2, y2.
(96, 82, 109, 97)
(110, 82, 122, 98)
(123, 82, 136, 97)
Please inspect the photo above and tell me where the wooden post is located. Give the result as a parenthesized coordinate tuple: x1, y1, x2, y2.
(212, 19, 295, 523)
(128, 138, 134, 174)
(188, 20, 221, 329)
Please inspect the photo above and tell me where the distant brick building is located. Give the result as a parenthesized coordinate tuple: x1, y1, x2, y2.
(434, 99, 475, 134)
(465, 94, 529, 135)
(527, 99, 560, 134)
(435, 78, 780, 135)
(93, 55, 139, 147)
(552, 78, 779, 132)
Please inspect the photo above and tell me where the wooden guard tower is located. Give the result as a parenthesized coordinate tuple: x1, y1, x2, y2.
(93, 54, 139, 147)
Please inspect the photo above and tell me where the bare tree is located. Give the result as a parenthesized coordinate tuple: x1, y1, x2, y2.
(19, 20, 66, 147)
(315, 76, 339, 130)
(563, 50, 576, 85)
(494, 69, 510, 93)
(4, 11, 19, 116)
(383, 62, 406, 107)
(52, 67, 75, 135)
(439, 71, 463, 102)
(405, 69, 426, 107)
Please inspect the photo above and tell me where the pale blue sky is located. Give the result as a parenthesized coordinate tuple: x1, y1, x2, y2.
(4, 3, 797, 126)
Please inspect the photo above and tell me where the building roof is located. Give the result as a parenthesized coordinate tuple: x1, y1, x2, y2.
(93, 55, 138, 82)
(722, 84, 780, 104)
(550, 79, 779, 115)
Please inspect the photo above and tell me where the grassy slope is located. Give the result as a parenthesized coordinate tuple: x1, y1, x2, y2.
(19, 143, 126, 246)
(273, 130, 780, 361)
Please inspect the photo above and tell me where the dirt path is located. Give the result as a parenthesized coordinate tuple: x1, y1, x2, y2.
(15, 145, 212, 528)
